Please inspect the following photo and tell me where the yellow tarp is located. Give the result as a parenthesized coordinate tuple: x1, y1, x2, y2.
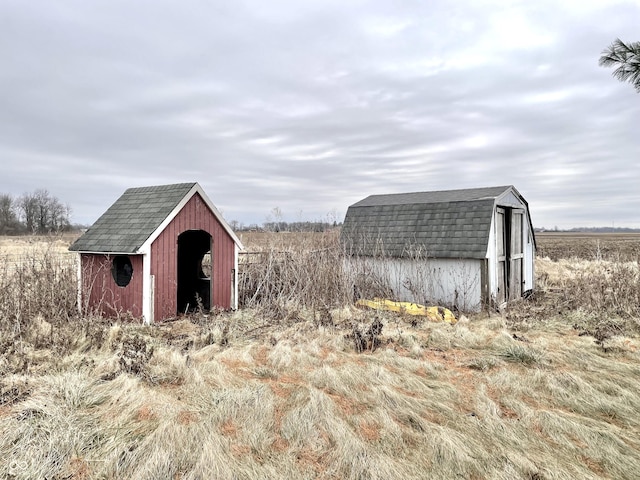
(356, 298, 457, 324)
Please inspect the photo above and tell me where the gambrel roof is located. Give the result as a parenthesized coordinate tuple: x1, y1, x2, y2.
(341, 185, 530, 259)
(69, 182, 242, 253)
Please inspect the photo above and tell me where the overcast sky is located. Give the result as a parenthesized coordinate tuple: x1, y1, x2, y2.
(1, 0, 639, 229)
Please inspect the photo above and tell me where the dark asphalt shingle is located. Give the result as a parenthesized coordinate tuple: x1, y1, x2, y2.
(341, 186, 513, 259)
(69, 183, 196, 253)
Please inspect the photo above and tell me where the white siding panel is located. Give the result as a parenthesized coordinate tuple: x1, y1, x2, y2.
(486, 212, 498, 301)
(496, 191, 523, 208)
(523, 217, 535, 292)
(347, 257, 483, 312)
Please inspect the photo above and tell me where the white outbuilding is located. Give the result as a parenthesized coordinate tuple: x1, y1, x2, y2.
(341, 185, 536, 312)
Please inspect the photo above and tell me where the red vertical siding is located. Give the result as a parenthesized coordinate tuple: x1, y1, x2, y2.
(80, 253, 143, 318)
(150, 193, 236, 320)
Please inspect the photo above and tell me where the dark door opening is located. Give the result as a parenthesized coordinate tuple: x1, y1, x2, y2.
(177, 230, 212, 314)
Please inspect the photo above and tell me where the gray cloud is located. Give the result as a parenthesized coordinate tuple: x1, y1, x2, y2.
(0, 0, 638, 228)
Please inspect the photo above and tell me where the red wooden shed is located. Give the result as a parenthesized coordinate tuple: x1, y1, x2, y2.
(69, 183, 243, 323)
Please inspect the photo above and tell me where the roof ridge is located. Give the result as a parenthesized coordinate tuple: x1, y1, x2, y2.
(351, 186, 513, 208)
(365, 185, 513, 199)
(124, 182, 197, 192)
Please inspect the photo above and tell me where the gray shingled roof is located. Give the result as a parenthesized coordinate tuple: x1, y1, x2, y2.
(341, 186, 513, 259)
(69, 183, 196, 253)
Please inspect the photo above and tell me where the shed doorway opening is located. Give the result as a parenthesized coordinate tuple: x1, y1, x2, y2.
(177, 230, 212, 314)
(496, 207, 524, 305)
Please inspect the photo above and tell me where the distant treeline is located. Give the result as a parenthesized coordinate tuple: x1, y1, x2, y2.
(536, 227, 640, 233)
(0, 190, 73, 235)
(232, 220, 341, 233)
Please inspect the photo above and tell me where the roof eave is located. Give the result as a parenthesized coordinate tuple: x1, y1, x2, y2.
(69, 250, 142, 255)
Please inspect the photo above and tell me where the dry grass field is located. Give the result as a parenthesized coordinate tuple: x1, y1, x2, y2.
(0, 233, 78, 256)
(1, 232, 639, 479)
(0, 234, 78, 273)
(536, 231, 640, 261)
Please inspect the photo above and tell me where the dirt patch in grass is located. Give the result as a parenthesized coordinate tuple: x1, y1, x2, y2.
(271, 436, 290, 452)
(67, 456, 91, 480)
(136, 405, 157, 422)
(219, 358, 251, 371)
(359, 419, 381, 442)
(220, 418, 239, 436)
(177, 410, 198, 425)
(325, 390, 366, 416)
(252, 345, 270, 365)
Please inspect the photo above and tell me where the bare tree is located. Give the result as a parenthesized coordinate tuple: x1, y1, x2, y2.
(18, 192, 39, 233)
(0, 194, 21, 234)
(18, 189, 72, 234)
(264, 207, 286, 232)
(599, 38, 640, 93)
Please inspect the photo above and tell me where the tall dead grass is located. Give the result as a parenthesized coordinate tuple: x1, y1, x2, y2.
(238, 231, 352, 312)
(1, 311, 639, 479)
(0, 245, 80, 376)
(0, 244, 77, 330)
(507, 258, 640, 344)
(535, 258, 640, 316)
